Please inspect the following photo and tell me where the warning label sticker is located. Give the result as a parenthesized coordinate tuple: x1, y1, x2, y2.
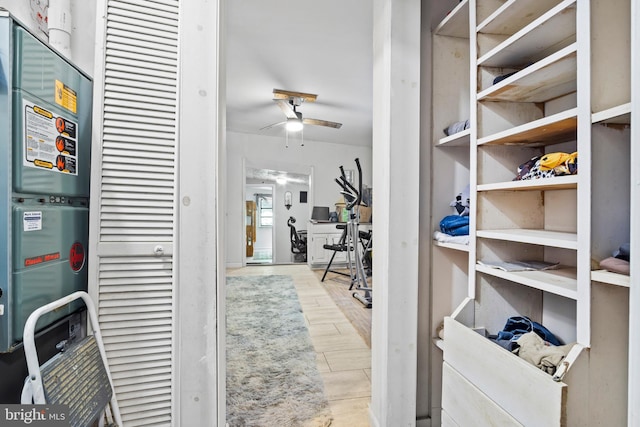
(23, 211, 42, 232)
(55, 79, 78, 113)
(23, 100, 79, 176)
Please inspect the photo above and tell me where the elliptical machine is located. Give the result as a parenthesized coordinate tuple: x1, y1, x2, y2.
(334, 158, 372, 308)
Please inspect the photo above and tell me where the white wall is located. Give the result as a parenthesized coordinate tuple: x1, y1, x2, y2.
(226, 130, 372, 266)
(0, 0, 96, 75)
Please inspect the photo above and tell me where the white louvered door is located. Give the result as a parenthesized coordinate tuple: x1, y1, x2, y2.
(89, 0, 179, 425)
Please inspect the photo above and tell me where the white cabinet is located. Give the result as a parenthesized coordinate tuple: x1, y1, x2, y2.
(306, 222, 347, 268)
(306, 222, 371, 268)
(429, 0, 633, 425)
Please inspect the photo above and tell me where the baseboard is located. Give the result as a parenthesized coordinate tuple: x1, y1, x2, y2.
(368, 408, 432, 427)
(226, 262, 243, 268)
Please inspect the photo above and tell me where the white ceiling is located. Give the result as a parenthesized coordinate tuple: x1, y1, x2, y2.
(246, 167, 309, 185)
(225, 0, 373, 147)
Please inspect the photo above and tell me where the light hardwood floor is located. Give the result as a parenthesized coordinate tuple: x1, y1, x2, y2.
(226, 264, 371, 427)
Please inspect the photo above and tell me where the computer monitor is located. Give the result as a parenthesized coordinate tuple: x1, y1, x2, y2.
(311, 206, 330, 221)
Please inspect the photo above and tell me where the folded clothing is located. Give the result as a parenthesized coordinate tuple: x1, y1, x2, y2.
(599, 257, 630, 275)
(439, 215, 469, 236)
(443, 119, 470, 136)
(539, 151, 578, 175)
(433, 231, 469, 245)
(513, 152, 578, 181)
(514, 332, 573, 375)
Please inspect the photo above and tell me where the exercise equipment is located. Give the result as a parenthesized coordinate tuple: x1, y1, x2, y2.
(332, 158, 372, 308)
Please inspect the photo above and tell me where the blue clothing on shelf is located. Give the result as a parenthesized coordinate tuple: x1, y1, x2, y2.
(496, 316, 562, 346)
(613, 243, 630, 261)
(439, 215, 469, 236)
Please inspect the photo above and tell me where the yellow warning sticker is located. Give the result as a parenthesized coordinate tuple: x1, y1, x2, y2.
(34, 159, 53, 169)
(55, 80, 77, 113)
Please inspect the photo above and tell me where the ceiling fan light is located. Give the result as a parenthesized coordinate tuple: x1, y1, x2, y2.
(285, 118, 303, 132)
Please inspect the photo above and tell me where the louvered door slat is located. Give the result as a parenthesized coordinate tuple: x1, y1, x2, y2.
(104, 96, 175, 112)
(103, 111, 176, 126)
(102, 151, 175, 161)
(104, 104, 176, 119)
(107, 20, 178, 43)
(102, 331, 172, 344)
(91, 0, 178, 424)
(106, 32, 178, 53)
(106, 46, 177, 66)
(109, 1, 179, 22)
(110, 366, 171, 382)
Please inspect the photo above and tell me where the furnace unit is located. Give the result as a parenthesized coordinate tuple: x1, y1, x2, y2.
(0, 12, 92, 353)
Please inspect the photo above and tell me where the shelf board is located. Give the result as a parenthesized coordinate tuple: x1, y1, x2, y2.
(437, 128, 471, 147)
(477, 0, 562, 36)
(435, 0, 469, 38)
(478, 44, 577, 103)
(476, 229, 578, 250)
(477, 175, 578, 192)
(591, 269, 630, 288)
(478, 108, 577, 146)
(478, 0, 576, 68)
(476, 264, 578, 299)
(591, 103, 631, 125)
(434, 240, 470, 252)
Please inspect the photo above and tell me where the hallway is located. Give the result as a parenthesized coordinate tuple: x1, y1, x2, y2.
(226, 265, 371, 426)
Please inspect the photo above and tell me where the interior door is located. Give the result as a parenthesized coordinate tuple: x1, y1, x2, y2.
(88, 0, 179, 423)
(246, 200, 256, 257)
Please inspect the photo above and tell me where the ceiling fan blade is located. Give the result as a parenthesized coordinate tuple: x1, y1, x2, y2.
(259, 121, 286, 131)
(276, 100, 298, 119)
(273, 89, 317, 103)
(303, 118, 343, 129)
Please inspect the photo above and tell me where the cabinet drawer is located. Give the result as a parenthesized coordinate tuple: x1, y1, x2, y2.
(442, 362, 521, 427)
(443, 317, 566, 427)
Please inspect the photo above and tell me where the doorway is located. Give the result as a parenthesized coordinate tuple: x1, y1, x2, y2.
(244, 166, 311, 265)
(245, 184, 275, 264)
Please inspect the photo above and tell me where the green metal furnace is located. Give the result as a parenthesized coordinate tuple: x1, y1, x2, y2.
(0, 12, 92, 352)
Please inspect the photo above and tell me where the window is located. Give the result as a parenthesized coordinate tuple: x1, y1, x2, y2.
(257, 195, 272, 227)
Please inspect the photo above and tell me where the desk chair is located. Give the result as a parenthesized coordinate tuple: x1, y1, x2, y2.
(288, 216, 307, 262)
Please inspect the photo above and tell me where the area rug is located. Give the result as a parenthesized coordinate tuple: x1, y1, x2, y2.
(226, 275, 333, 427)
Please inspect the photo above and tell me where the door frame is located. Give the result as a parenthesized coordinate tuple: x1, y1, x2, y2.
(244, 182, 276, 265)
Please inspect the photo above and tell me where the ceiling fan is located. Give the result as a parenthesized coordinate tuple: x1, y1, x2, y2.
(260, 89, 343, 132)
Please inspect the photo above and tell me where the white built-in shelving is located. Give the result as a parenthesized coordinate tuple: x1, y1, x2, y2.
(477, 0, 576, 67)
(436, 128, 470, 147)
(476, 229, 577, 250)
(433, 0, 469, 38)
(429, 3, 473, 423)
(430, 0, 634, 424)
(591, 269, 630, 288)
(477, 108, 577, 146)
(433, 241, 469, 253)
